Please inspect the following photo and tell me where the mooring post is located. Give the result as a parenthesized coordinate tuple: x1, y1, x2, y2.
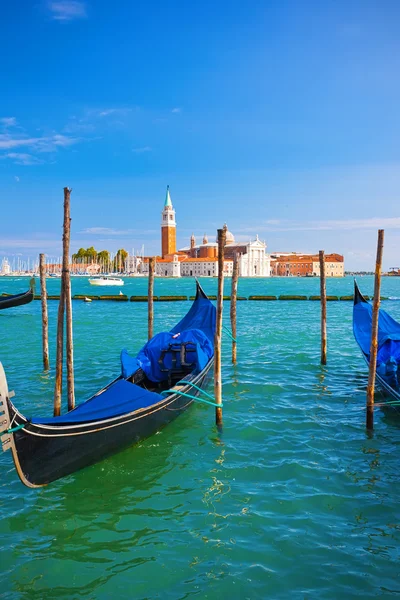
(148, 257, 155, 340)
(214, 226, 226, 427)
(63, 188, 75, 411)
(366, 229, 385, 430)
(319, 250, 327, 365)
(39, 253, 50, 371)
(230, 252, 239, 364)
(54, 198, 66, 416)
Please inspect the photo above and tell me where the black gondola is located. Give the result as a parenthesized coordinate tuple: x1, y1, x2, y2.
(353, 280, 400, 405)
(0, 289, 34, 310)
(0, 282, 216, 488)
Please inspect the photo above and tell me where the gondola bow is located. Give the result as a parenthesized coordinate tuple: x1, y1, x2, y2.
(0, 289, 33, 310)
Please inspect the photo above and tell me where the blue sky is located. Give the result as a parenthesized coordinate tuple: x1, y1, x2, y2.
(1, 0, 400, 269)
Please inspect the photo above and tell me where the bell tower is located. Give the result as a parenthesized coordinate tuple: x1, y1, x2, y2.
(161, 185, 176, 258)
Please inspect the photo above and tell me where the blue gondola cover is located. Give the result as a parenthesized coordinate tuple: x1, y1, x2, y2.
(32, 379, 162, 425)
(353, 301, 400, 361)
(133, 328, 213, 383)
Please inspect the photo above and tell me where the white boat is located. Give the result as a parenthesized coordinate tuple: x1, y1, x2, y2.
(88, 276, 124, 286)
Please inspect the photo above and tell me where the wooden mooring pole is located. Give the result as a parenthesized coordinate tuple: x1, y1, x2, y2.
(214, 226, 226, 427)
(63, 188, 75, 411)
(366, 229, 385, 431)
(319, 250, 327, 365)
(230, 252, 239, 364)
(148, 257, 155, 340)
(53, 188, 74, 416)
(39, 253, 50, 371)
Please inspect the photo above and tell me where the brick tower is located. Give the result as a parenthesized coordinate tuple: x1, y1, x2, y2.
(161, 185, 176, 258)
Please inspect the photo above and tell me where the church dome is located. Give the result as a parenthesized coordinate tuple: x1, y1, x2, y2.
(225, 230, 235, 245)
(215, 228, 235, 244)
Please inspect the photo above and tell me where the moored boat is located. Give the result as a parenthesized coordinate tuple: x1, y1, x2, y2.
(353, 281, 400, 404)
(0, 282, 216, 487)
(88, 276, 124, 286)
(0, 289, 34, 310)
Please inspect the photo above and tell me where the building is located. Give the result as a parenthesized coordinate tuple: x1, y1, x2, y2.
(126, 187, 343, 278)
(140, 254, 183, 277)
(270, 253, 344, 277)
(161, 186, 176, 258)
(180, 257, 234, 277)
(180, 229, 270, 277)
(312, 254, 344, 277)
(0, 258, 11, 275)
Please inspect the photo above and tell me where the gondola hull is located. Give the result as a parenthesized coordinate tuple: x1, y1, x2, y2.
(0, 289, 34, 310)
(353, 281, 400, 405)
(1, 282, 217, 488)
(3, 360, 213, 487)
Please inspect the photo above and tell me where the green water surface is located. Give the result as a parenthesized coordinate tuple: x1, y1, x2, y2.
(1, 276, 400, 599)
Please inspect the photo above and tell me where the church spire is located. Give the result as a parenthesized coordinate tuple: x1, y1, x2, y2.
(203, 233, 208, 244)
(164, 185, 172, 208)
(190, 233, 196, 249)
(161, 185, 176, 257)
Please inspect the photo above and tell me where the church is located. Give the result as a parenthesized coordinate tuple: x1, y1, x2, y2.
(139, 186, 271, 277)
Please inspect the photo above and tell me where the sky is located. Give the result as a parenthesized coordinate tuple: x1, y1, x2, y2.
(1, 0, 400, 270)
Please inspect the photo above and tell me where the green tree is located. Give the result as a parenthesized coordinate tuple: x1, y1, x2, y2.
(113, 249, 128, 272)
(97, 250, 111, 272)
(72, 248, 88, 263)
(86, 246, 97, 263)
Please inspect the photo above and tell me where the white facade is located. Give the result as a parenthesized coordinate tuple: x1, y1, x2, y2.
(180, 259, 234, 277)
(181, 260, 217, 277)
(126, 255, 143, 274)
(141, 255, 181, 277)
(236, 237, 270, 277)
(0, 259, 11, 275)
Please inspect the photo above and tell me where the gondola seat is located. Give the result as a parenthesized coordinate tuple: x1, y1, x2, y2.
(121, 329, 213, 384)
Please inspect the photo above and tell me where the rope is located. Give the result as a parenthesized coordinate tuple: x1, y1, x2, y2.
(2, 423, 25, 434)
(179, 381, 216, 402)
(374, 399, 400, 407)
(222, 326, 236, 342)
(160, 389, 223, 408)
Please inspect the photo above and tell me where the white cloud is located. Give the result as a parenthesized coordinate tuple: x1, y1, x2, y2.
(132, 146, 151, 153)
(98, 108, 132, 117)
(0, 135, 38, 150)
(4, 153, 41, 166)
(240, 217, 400, 233)
(81, 227, 134, 235)
(0, 133, 79, 152)
(14, 176, 20, 182)
(0, 117, 17, 127)
(99, 109, 117, 117)
(171, 108, 181, 113)
(48, 1, 87, 21)
(80, 227, 157, 235)
(0, 238, 61, 250)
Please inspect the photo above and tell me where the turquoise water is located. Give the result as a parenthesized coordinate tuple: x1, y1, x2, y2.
(1, 275, 400, 599)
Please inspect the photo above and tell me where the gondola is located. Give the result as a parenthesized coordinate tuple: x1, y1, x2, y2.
(353, 280, 400, 404)
(0, 282, 216, 488)
(0, 288, 34, 310)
